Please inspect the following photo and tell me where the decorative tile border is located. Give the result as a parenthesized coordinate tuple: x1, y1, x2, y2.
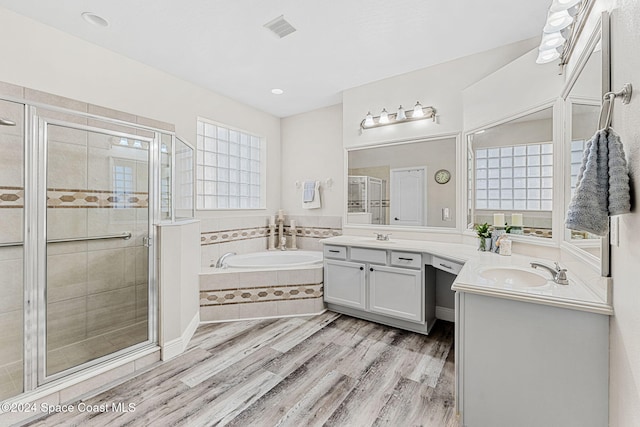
(0, 186, 149, 209)
(0, 186, 23, 208)
(48, 188, 148, 209)
(200, 283, 323, 306)
(201, 227, 269, 245)
(201, 225, 342, 246)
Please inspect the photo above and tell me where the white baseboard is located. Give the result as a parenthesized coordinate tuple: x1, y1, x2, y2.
(162, 311, 200, 361)
(436, 306, 455, 322)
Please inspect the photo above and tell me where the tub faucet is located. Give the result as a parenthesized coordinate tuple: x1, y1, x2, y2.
(213, 252, 236, 268)
(530, 261, 569, 285)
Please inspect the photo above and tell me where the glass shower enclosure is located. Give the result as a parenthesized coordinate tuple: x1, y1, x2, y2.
(0, 95, 188, 401)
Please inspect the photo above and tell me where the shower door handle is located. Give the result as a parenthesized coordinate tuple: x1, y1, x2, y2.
(143, 236, 153, 247)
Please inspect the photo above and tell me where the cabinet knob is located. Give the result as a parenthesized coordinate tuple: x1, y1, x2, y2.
(370, 267, 374, 272)
(359, 266, 364, 271)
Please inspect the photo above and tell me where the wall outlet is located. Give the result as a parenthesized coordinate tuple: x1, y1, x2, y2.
(610, 216, 619, 247)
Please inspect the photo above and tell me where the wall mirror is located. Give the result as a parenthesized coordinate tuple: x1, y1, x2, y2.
(561, 11, 610, 274)
(346, 136, 457, 228)
(467, 105, 555, 239)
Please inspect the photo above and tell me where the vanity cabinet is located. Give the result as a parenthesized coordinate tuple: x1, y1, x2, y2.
(455, 291, 609, 427)
(324, 244, 436, 334)
(369, 265, 422, 322)
(324, 259, 366, 309)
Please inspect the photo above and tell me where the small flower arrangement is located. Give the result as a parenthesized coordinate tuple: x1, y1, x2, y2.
(475, 222, 492, 251)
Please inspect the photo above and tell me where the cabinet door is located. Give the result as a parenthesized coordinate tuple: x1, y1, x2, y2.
(369, 265, 423, 322)
(324, 259, 366, 309)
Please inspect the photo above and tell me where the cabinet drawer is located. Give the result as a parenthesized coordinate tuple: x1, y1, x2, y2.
(323, 245, 346, 260)
(391, 251, 422, 269)
(432, 256, 463, 275)
(350, 247, 387, 264)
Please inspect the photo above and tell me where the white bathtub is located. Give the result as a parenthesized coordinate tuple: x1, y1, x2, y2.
(224, 250, 323, 269)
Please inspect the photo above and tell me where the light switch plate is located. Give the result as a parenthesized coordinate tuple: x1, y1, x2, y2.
(610, 216, 619, 247)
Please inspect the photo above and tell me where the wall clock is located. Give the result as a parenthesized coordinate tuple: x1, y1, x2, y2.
(434, 169, 451, 184)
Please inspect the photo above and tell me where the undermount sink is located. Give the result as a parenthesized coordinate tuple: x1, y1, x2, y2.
(479, 266, 548, 287)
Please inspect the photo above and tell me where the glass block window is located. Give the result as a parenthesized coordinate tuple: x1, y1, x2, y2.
(570, 139, 586, 194)
(113, 164, 134, 209)
(196, 119, 263, 209)
(475, 143, 553, 211)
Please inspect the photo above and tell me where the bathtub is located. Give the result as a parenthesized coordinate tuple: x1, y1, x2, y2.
(223, 250, 323, 269)
(200, 250, 325, 322)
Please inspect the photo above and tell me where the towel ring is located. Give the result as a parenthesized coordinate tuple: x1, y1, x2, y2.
(597, 83, 633, 130)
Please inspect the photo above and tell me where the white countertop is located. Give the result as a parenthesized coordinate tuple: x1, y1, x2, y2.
(321, 235, 613, 316)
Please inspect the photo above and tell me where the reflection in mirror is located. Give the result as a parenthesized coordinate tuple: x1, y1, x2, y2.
(468, 106, 554, 238)
(347, 137, 457, 228)
(564, 36, 604, 260)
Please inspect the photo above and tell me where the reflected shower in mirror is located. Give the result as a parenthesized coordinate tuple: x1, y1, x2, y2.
(347, 137, 457, 228)
(468, 106, 554, 238)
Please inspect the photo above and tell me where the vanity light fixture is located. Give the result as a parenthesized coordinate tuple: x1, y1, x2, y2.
(396, 105, 407, 121)
(535, 0, 593, 66)
(271, 88, 284, 95)
(360, 102, 436, 129)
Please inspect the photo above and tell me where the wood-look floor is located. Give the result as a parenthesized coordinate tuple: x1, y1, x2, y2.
(26, 312, 458, 427)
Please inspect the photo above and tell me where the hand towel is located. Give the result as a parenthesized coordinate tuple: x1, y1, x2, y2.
(303, 181, 321, 209)
(303, 180, 315, 202)
(566, 129, 630, 236)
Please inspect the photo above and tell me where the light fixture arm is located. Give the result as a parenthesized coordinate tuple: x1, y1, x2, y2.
(360, 105, 437, 129)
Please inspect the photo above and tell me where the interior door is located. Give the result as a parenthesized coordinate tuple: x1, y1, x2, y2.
(390, 167, 426, 226)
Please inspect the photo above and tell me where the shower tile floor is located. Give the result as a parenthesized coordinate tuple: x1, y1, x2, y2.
(26, 312, 458, 427)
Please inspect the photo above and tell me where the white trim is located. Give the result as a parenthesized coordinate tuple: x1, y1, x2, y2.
(199, 309, 327, 325)
(436, 306, 455, 322)
(161, 311, 200, 361)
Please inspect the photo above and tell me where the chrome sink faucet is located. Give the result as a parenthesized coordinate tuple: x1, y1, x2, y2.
(530, 261, 569, 285)
(373, 232, 391, 241)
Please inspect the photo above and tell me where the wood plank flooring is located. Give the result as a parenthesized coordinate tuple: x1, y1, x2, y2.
(25, 312, 458, 427)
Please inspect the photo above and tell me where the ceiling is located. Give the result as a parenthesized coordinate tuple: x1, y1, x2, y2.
(0, 0, 550, 118)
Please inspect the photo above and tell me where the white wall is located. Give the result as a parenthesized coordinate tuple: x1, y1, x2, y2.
(0, 7, 282, 218)
(608, 1, 640, 425)
(343, 38, 539, 149)
(280, 104, 343, 216)
(463, 49, 564, 131)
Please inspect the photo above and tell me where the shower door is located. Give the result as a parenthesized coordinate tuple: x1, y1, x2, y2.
(0, 99, 24, 400)
(40, 119, 154, 382)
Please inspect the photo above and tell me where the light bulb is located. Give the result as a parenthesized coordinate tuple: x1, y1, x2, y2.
(550, 0, 582, 16)
(544, 10, 574, 33)
(396, 106, 407, 121)
(364, 112, 374, 127)
(379, 108, 389, 124)
(539, 32, 565, 50)
(536, 48, 561, 64)
(412, 102, 424, 118)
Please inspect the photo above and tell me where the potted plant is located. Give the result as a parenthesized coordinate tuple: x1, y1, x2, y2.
(475, 222, 492, 251)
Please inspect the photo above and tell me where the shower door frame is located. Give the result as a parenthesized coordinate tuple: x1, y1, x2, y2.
(19, 105, 162, 390)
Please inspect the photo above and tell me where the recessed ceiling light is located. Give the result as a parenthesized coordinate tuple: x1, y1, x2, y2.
(271, 88, 284, 95)
(81, 12, 109, 27)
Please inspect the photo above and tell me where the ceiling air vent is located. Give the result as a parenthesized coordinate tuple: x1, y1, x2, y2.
(263, 15, 296, 39)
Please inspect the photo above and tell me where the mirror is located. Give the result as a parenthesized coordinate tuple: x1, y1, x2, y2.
(561, 12, 609, 273)
(346, 136, 457, 228)
(468, 106, 554, 238)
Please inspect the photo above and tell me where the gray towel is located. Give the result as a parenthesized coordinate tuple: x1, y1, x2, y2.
(566, 129, 630, 236)
(303, 181, 315, 202)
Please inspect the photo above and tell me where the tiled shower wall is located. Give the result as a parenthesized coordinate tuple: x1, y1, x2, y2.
(200, 215, 342, 267)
